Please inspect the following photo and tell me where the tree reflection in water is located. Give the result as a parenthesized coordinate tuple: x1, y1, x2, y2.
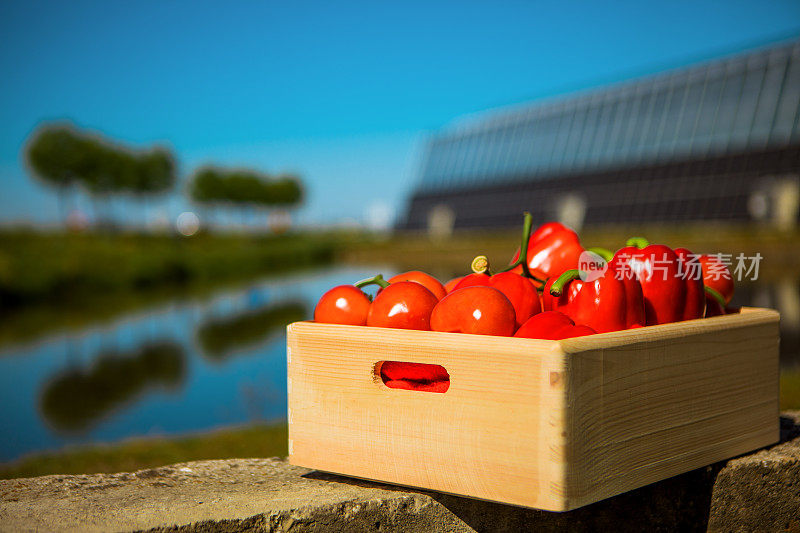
(196, 301, 306, 361)
(39, 341, 185, 433)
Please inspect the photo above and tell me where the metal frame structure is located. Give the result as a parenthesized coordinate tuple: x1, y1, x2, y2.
(403, 39, 800, 230)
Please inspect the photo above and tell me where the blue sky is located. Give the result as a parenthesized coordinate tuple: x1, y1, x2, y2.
(1, 1, 799, 228)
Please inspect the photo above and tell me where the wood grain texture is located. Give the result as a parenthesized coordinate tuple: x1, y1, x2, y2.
(287, 307, 779, 511)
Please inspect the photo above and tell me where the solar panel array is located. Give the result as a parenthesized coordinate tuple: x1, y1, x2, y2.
(418, 39, 800, 193)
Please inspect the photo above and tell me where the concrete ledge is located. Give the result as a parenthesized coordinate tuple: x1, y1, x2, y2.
(1, 412, 798, 532)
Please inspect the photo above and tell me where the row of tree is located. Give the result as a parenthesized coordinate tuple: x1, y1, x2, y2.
(188, 167, 302, 208)
(27, 125, 175, 221)
(25, 123, 304, 227)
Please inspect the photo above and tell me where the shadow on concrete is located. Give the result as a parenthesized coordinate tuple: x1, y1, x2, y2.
(302, 415, 800, 533)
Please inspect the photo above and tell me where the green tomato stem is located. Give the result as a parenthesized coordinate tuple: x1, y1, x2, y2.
(354, 274, 390, 289)
(471, 255, 491, 275)
(500, 212, 545, 283)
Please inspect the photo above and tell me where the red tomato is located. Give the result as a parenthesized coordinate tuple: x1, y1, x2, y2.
(514, 311, 596, 340)
(430, 286, 516, 336)
(386, 271, 446, 300)
(563, 325, 597, 339)
(367, 281, 438, 330)
(454, 271, 541, 328)
(514, 311, 574, 339)
(314, 285, 371, 325)
(443, 276, 465, 294)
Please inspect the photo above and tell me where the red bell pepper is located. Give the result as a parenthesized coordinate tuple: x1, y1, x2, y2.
(698, 253, 735, 305)
(514, 311, 596, 340)
(542, 265, 645, 333)
(508, 221, 583, 286)
(704, 294, 725, 317)
(608, 238, 705, 325)
(679, 252, 734, 318)
(673, 248, 707, 320)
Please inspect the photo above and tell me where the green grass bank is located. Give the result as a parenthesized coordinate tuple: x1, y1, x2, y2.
(0, 229, 339, 308)
(0, 422, 288, 480)
(0, 229, 351, 345)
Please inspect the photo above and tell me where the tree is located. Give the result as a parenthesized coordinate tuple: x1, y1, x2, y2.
(188, 167, 224, 203)
(26, 123, 178, 228)
(188, 167, 226, 226)
(265, 174, 303, 206)
(25, 125, 89, 221)
(132, 147, 176, 227)
(187, 166, 305, 231)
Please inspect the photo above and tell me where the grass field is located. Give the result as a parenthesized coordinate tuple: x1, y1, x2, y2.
(0, 229, 340, 308)
(0, 229, 351, 346)
(0, 422, 288, 480)
(342, 224, 800, 281)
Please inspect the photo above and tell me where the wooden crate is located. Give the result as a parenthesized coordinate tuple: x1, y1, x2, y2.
(286, 307, 779, 511)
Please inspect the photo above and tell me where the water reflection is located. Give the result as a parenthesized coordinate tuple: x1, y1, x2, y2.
(40, 341, 185, 433)
(0, 265, 798, 464)
(0, 266, 381, 463)
(196, 301, 306, 361)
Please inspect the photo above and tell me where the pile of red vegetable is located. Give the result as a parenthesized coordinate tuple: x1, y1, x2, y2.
(314, 213, 735, 340)
(313, 213, 736, 391)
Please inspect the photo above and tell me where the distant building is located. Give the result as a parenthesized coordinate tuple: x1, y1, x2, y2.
(402, 39, 800, 232)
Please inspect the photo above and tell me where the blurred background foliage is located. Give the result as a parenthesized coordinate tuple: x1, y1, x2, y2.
(24, 123, 305, 229)
(40, 341, 186, 433)
(196, 301, 307, 361)
(0, 230, 335, 309)
(189, 167, 302, 207)
(26, 124, 176, 224)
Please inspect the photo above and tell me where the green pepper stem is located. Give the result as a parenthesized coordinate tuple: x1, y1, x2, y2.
(354, 274, 390, 289)
(549, 269, 582, 297)
(586, 247, 614, 262)
(500, 212, 545, 283)
(704, 285, 726, 308)
(625, 237, 650, 249)
(471, 255, 491, 275)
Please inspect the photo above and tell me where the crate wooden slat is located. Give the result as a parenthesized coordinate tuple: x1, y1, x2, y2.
(286, 307, 779, 511)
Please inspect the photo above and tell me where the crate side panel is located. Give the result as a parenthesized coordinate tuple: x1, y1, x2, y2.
(287, 323, 568, 511)
(566, 317, 779, 508)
